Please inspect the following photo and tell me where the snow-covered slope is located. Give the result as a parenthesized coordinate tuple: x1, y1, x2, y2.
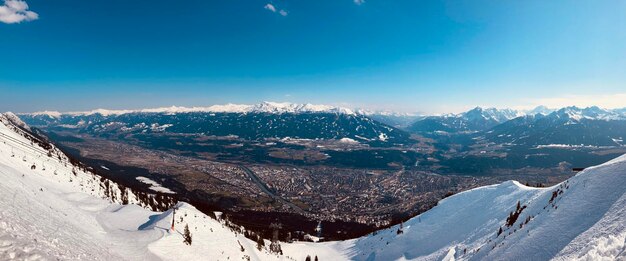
(1, 111, 625, 260)
(0, 113, 337, 260)
(332, 154, 626, 260)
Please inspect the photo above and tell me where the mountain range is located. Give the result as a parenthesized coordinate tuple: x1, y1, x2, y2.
(27, 102, 357, 117)
(483, 107, 626, 147)
(408, 106, 626, 134)
(18, 103, 626, 160)
(407, 106, 626, 148)
(1, 112, 624, 260)
(408, 107, 525, 133)
(357, 110, 425, 129)
(19, 102, 411, 146)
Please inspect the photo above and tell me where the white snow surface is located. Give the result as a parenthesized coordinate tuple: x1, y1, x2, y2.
(339, 138, 359, 144)
(1, 112, 626, 260)
(135, 176, 175, 194)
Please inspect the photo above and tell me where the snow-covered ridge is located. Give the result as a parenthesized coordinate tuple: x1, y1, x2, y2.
(553, 106, 626, 121)
(437, 106, 626, 122)
(356, 109, 420, 117)
(23, 102, 357, 117)
(439, 107, 530, 121)
(22, 104, 626, 121)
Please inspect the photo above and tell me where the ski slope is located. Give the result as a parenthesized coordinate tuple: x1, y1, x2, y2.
(1, 112, 625, 260)
(340, 155, 626, 260)
(0, 113, 344, 260)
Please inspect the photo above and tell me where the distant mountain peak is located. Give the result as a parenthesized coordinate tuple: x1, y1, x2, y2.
(526, 105, 554, 116)
(356, 109, 419, 117)
(461, 107, 523, 122)
(249, 101, 356, 115)
(23, 102, 357, 117)
(553, 106, 624, 121)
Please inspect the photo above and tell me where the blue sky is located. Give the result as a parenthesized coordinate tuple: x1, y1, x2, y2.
(1, 0, 625, 114)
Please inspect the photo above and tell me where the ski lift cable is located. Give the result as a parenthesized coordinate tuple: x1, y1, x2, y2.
(0, 134, 69, 166)
(0, 132, 52, 155)
(0, 132, 51, 153)
(0, 132, 61, 158)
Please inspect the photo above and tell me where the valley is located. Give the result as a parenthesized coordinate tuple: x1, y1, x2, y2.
(45, 132, 496, 239)
(19, 103, 626, 241)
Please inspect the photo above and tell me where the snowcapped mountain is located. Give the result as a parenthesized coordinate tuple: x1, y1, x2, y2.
(615, 107, 626, 115)
(466, 107, 523, 123)
(552, 106, 626, 121)
(26, 102, 356, 118)
(524, 105, 555, 116)
(409, 107, 524, 133)
(409, 106, 626, 135)
(2, 113, 625, 260)
(484, 106, 626, 147)
(357, 110, 424, 129)
(18, 103, 411, 145)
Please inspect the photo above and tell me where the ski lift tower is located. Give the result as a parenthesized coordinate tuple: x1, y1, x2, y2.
(171, 205, 179, 231)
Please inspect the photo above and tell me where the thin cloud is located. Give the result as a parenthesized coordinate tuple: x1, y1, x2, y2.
(354, 0, 365, 5)
(0, 0, 38, 24)
(264, 3, 288, 16)
(264, 3, 277, 13)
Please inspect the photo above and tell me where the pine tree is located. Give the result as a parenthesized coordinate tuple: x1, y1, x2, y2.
(183, 224, 193, 245)
(305, 255, 311, 261)
(256, 236, 265, 251)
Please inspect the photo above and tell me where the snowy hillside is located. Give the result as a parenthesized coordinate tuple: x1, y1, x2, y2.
(0, 113, 336, 260)
(1, 111, 625, 260)
(332, 154, 626, 260)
